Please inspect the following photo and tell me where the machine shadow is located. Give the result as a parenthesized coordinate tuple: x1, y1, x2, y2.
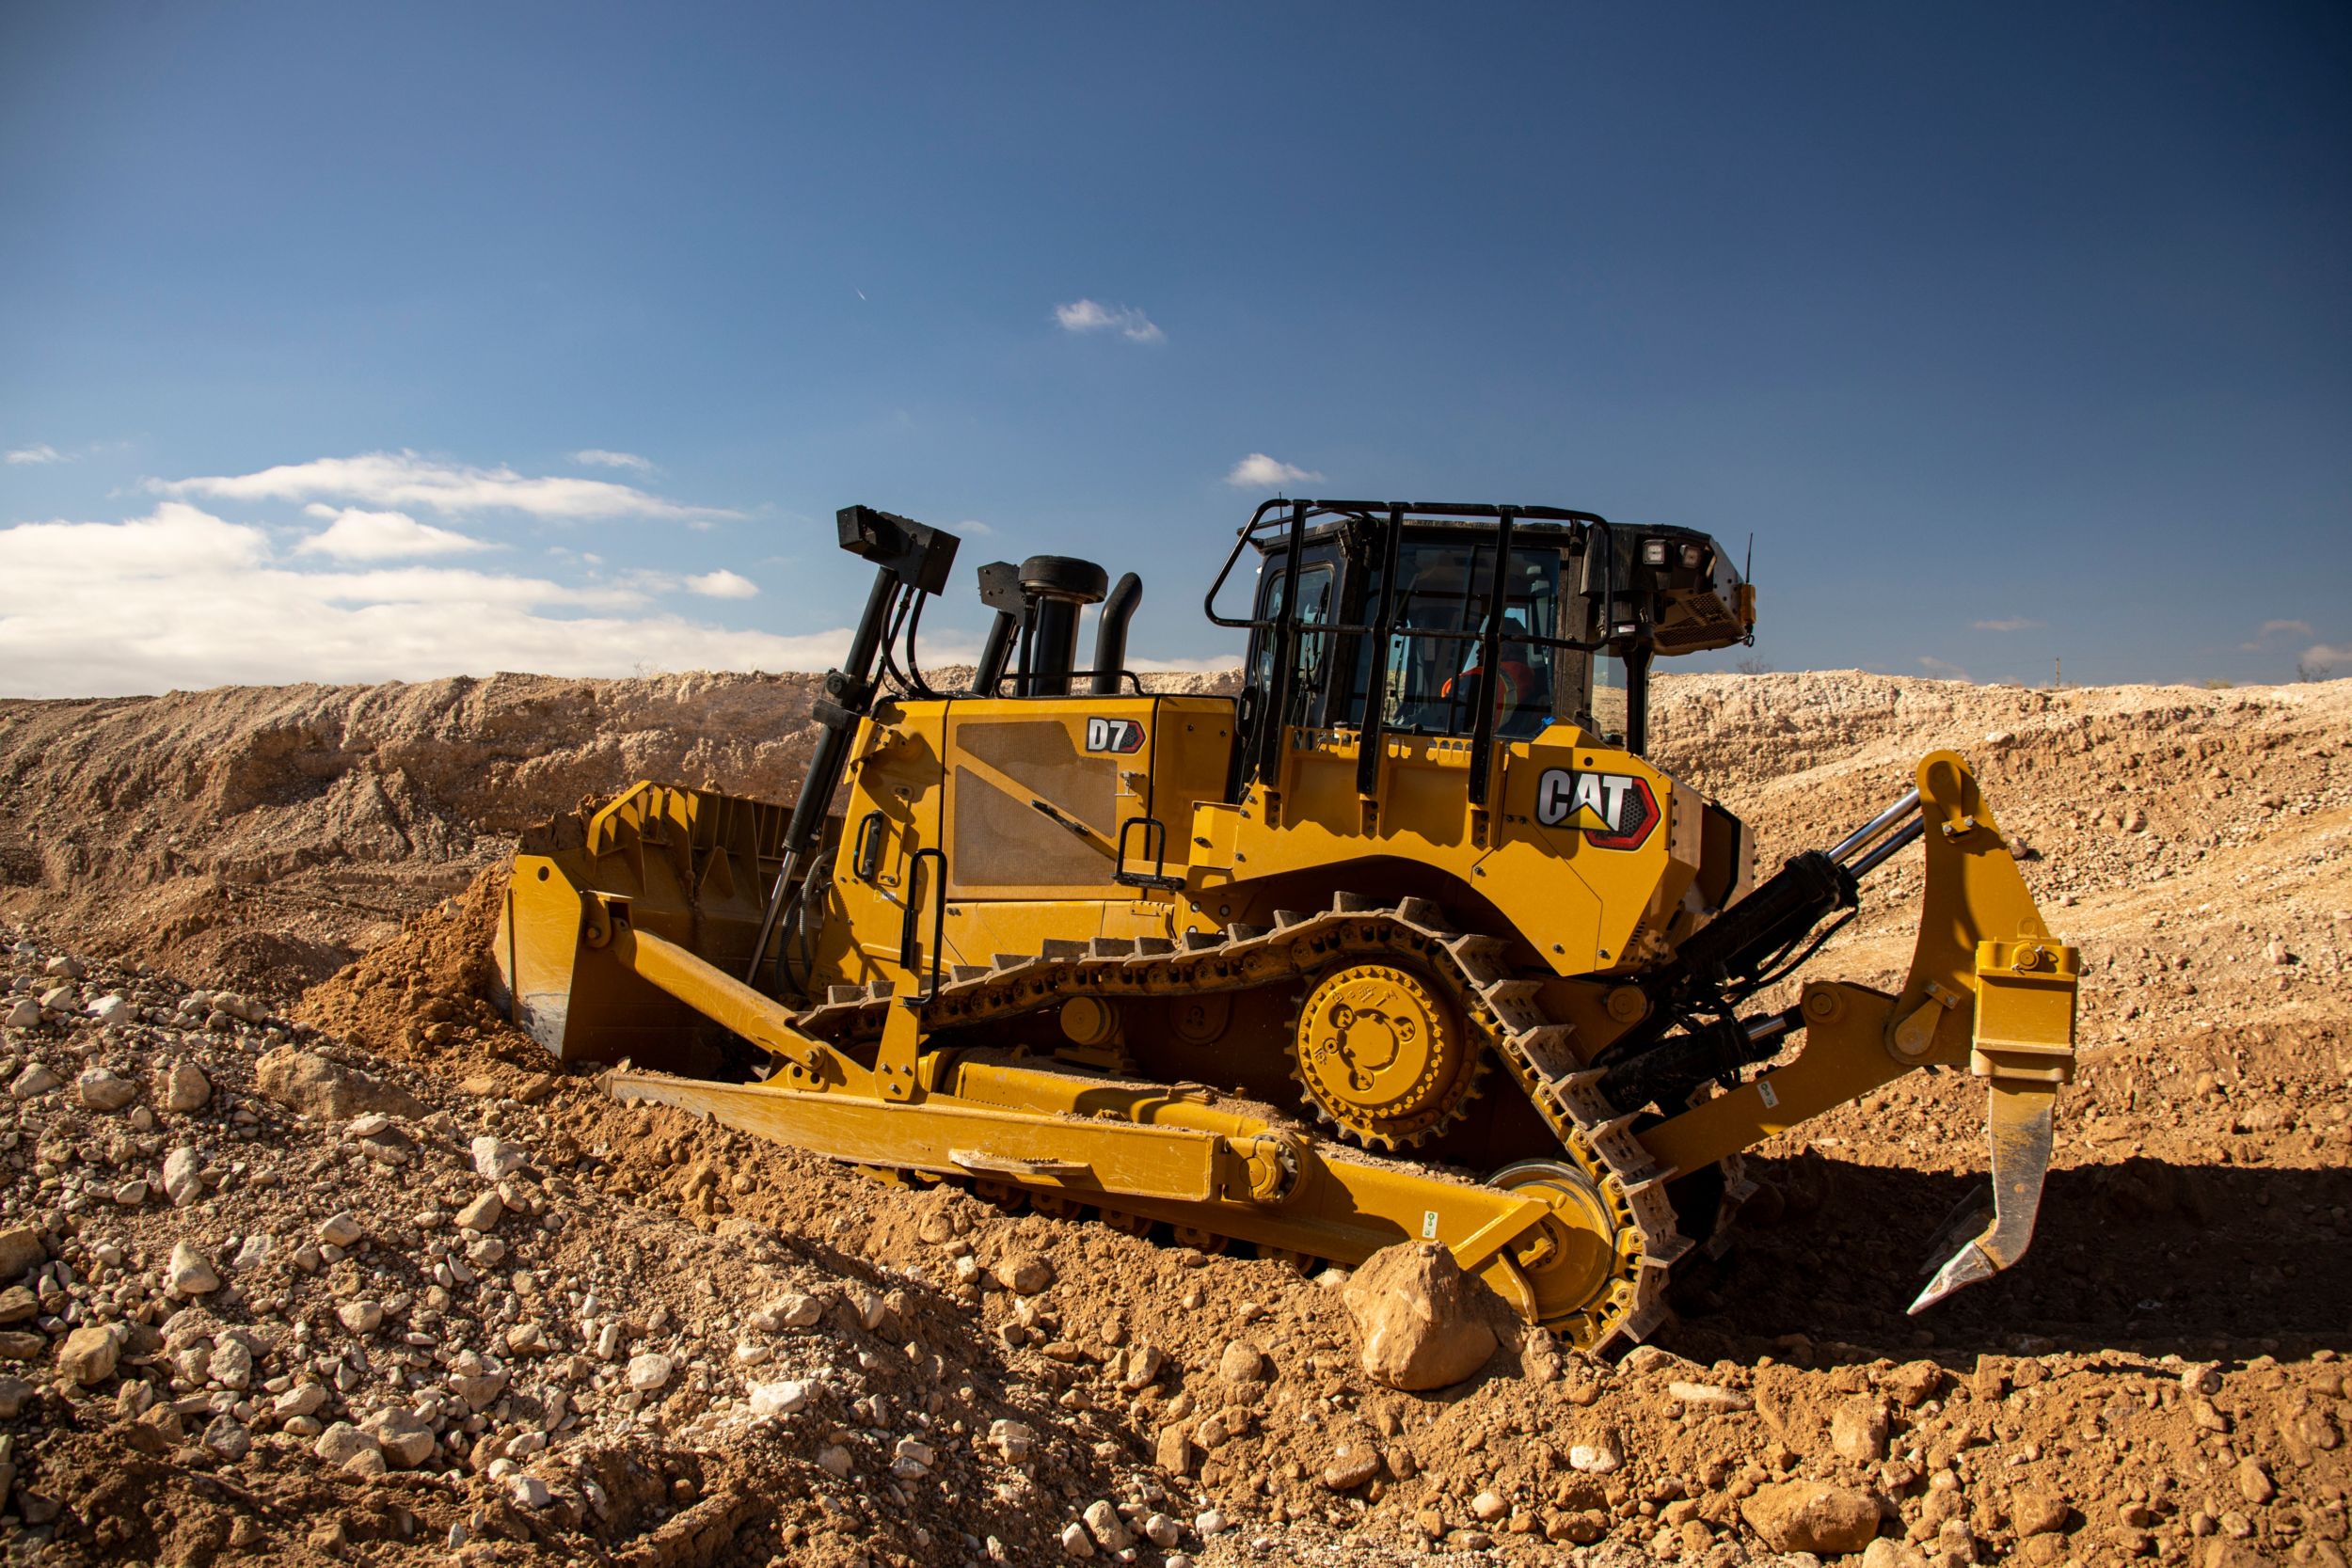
(1663, 1151, 2352, 1366)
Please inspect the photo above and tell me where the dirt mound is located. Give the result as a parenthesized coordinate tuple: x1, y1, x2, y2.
(0, 672, 832, 994)
(296, 866, 528, 1071)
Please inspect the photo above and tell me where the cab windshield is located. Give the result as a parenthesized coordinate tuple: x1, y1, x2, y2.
(1350, 540, 1561, 740)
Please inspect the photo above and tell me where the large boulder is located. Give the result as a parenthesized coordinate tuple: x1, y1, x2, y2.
(1740, 1480, 1883, 1555)
(0, 1226, 44, 1282)
(255, 1047, 423, 1121)
(1338, 1241, 1508, 1391)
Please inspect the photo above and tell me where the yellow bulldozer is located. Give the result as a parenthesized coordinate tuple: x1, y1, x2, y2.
(495, 500, 2079, 1352)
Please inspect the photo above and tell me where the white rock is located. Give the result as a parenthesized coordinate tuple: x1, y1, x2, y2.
(275, 1383, 328, 1418)
(209, 1338, 254, 1389)
(362, 1408, 437, 1468)
(471, 1135, 530, 1180)
(338, 1300, 384, 1335)
(165, 1241, 220, 1296)
(751, 1291, 823, 1331)
(747, 1379, 812, 1418)
(507, 1473, 551, 1510)
(232, 1234, 270, 1270)
(160, 1061, 211, 1112)
(3, 997, 38, 1029)
(316, 1212, 364, 1248)
(162, 1147, 205, 1206)
(455, 1191, 505, 1231)
(8, 1061, 61, 1099)
(892, 1435, 934, 1477)
(1568, 1437, 1623, 1473)
(56, 1324, 122, 1386)
(1669, 1379, 1753, 1412)
(990, 1418, 1036, 1462)
(76, 1068, 138, 1111)
(451, 1358, 509, 1412)
(113, 1179, 148, 1206)
(1082, 1499, 1131, 1551)
(313, 1421, 378, 1465)
(818, 1443, 852, 1478)
(1058, 1522, 1096, 1559)
(38, 986, 75, 1012)
(1144, 1513, 1180, 1547)
(43, 955, 86, 978)
(626, 1352, 675, 1392)
(86, 994, 133, 1025)
(1196, 1508, 1227, 1536)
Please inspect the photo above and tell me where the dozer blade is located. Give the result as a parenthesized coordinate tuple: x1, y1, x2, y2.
(1910, 1081, 2055, 1313)
(609, 1061, 1582, 1324)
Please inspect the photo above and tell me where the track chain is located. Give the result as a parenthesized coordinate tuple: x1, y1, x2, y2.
(789, 893, 1687, 1349)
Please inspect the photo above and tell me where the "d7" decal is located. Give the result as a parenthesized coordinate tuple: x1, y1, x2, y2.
(1085, 717, 1146, 753)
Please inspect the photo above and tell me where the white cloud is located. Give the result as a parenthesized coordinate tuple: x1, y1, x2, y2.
(1054, 299, 1165, 344)
(2300, 643, 2348, 673)
(2260, 619, 2314, 639)
(294, 507, 499, 562)
(684, 569, 758, 600)
(571, 449, 655, 473)
(1970, 617, 2041, 633)
(0, 503, 866, 698)
(6, 443, 67, 465)
(958, 518, 996, 537)
(1916, 656, 1972, 681)
(153, 450, 736, 522)
(1224, 452, 1324, 489)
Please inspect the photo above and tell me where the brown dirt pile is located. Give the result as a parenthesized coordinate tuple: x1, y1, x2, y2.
(295, 866, 530, 1070)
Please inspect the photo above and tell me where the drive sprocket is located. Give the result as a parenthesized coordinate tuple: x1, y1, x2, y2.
(1291, 962, 1484, 1149)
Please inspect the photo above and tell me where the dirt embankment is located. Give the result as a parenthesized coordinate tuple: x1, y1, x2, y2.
(1, 669, 2347, 1567)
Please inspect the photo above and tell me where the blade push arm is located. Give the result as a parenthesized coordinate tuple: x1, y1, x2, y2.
(1635, 750, 2080, 1310)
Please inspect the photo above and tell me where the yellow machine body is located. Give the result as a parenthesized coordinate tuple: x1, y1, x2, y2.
(804, 692, 1724, 1004)
(492, 500, 2081, 1351)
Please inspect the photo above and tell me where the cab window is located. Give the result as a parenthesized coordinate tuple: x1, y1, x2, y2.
(1345, 541, 1562, 740)
(1251, 558, 1337, 727)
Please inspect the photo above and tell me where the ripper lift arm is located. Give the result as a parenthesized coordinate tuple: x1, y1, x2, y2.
(1633, 750, 2078, 1311)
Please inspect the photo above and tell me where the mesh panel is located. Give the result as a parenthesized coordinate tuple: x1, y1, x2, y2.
(948, 721, 1118, 892)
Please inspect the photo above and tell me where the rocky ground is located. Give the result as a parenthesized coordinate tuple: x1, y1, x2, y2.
(1, 669, 2348, 1567)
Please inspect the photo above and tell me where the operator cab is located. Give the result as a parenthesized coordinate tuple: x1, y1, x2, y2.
(1214, 501, 1751, 778)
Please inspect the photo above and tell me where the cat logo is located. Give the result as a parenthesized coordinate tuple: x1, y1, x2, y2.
(1085, 717, 1146, 754)
(1534, 768, 1661, 850)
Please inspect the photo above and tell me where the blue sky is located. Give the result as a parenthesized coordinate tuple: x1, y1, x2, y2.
(3, 3, 2346, 696)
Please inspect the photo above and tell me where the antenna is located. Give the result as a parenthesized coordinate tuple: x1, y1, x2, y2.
(1744, 531, 1754, 582)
